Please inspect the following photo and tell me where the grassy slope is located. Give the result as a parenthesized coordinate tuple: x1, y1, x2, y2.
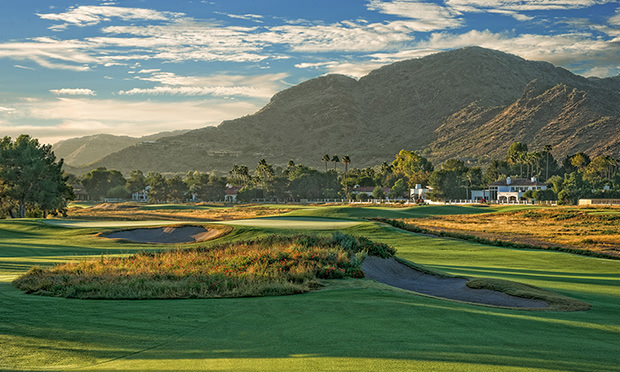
(1, 206, 620, 371)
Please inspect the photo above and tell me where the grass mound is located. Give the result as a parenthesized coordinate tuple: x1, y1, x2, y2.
(466, 278, 592, 311)
(13, 233, 395, 299)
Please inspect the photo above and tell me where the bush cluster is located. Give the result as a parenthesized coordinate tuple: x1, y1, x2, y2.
(14, 233, 395, 299)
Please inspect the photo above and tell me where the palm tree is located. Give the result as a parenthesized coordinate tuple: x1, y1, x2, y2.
(331, 155, 340, 171)
(342, 155, 351, 174)
(322, 154, 330, 172)
(544, 145, 552, 180)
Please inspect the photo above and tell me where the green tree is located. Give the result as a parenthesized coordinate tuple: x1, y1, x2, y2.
(126, 170, 146, 194)
(391, 150, 433, 187)
(81, 168, 126, 201)
(229, 164, 250, 187)
(322, 154, 330, 172)
(188, 173, 226, 202)
(584, 155, 618, 186)
(331, 155, 340, 171)
(506, 142, 528, 177)
(372, 186, 385, 199)
(106, 185, 130, 199)
(0, 135, 73, 218)
(570, 152, 590, 169)
(389, 178, 408, 199)
(544, 145, 553, 180)
(166, 175, 188, 202)
(428, 169, 467, 201)
(145, 172, 167, 203)
(342, 155, 351, 174)
(254, 159, 275, 188)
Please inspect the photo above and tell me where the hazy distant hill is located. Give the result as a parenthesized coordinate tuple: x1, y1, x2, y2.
(53, 130, 188, 167)
(75, 47, 620, 175)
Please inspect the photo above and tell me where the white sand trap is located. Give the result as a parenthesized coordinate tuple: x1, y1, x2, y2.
(362, 256, 548, 309)
(103, 226, 217, 244)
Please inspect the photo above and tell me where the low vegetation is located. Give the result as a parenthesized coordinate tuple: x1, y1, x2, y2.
(66, 202, 293, 221)
(376, 206, 620, 259)
(13, 233, 395, 299)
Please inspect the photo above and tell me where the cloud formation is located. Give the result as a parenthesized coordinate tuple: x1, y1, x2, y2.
(38, 5, 182, 30)
(2, 97, 261, 144)
(50, 88, 96, 96)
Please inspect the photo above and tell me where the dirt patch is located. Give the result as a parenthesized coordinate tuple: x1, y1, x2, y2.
(103, 226, 221, 244)
(362, 256, 548, 309)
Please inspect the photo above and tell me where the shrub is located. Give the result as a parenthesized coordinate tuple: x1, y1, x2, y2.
(14, 233, 395, 299)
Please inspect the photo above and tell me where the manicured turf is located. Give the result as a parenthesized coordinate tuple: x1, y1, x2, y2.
(1, 206, 620, 371)
(218, 216, 361, 229)
(43, 219, 186, 228)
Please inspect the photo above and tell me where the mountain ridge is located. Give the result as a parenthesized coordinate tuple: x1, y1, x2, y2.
(65, 47, 620, 175)
(53, 130, 188, 167)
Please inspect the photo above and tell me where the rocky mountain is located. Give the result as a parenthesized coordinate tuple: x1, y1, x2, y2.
(72, 47, 620, 175)
(53, 130, 188, 167)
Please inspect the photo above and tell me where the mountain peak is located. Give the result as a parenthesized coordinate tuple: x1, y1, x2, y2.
(68, 47, 619, 175)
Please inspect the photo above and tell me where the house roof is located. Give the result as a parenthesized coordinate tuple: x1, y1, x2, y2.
(490, 178, 545, 187)
(225, 186, 242, 195)
(353, 186, 391, 193)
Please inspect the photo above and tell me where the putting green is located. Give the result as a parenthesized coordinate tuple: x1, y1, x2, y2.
(43, 220, 185, 228)
(218, 217, 361, 229)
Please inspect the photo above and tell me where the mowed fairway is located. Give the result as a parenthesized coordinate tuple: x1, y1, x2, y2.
(1, 206, 620, 371)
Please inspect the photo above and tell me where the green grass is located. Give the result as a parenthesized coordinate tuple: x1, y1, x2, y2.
(218, 216, 362, 229)
(2, 206, 620, 371)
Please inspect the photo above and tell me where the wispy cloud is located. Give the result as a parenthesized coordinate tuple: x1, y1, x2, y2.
(37, 6, 182, 30)
(367, 0, 463, 30)
(119, 72, 287, 98)
(2, 97, 261, 144)
(14, 64, 35, 71)
(216, 12, 264, 22)
(417, 29, 620, 75)
(295, 60, 386, 79)
(0, 106, 16, 113)
(50, 88, 96, 96)
(0, 37, 94, 71)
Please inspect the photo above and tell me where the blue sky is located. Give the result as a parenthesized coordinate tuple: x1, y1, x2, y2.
(0, 0, 618, 145)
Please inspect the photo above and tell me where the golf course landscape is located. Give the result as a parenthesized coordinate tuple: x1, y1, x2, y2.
(1, 203, 620, 371)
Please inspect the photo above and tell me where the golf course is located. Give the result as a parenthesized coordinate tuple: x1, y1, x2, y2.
(1, 204, 620, 371)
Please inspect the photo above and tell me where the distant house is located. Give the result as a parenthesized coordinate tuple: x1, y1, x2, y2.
(351, 185, 391, 198)
(470, 189, 492, 201)
(579, 199, 620, 205)
(489, 177, 547, 202)
(224, 185, 242, 203)
(410, 184, 431, 200)
(131, 186, 149, 202)
(72, 184, 89, 201)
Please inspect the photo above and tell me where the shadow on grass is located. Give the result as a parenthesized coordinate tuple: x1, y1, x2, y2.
(1, 288, 616, 372)
(429, 264, 620, 286)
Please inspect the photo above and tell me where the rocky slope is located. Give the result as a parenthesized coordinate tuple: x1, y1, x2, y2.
(69, 47, 620, 174)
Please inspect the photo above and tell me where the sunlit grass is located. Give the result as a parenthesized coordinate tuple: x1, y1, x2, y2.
(2, 205, 620, 371)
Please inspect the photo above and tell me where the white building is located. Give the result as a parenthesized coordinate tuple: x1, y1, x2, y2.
(410, 184, 431, 200)
(489, 177, 547, 202)
(470, 189, 492, 201)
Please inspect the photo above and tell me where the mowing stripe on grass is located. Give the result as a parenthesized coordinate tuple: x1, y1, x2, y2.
(217, 217, 361, 229)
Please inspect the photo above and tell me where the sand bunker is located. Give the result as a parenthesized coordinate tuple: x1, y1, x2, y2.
(104, 226, 219, 244)
(362, 256, 548, 309)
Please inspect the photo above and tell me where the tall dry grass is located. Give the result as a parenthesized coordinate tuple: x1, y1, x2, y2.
(14, 233, 395, 299)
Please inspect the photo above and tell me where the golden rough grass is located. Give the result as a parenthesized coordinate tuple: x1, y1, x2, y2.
(403, 206, 620, 258)
(66, 203, 293, 221)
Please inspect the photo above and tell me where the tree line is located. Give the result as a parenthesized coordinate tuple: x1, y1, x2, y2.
(2, 133, 619, 219)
